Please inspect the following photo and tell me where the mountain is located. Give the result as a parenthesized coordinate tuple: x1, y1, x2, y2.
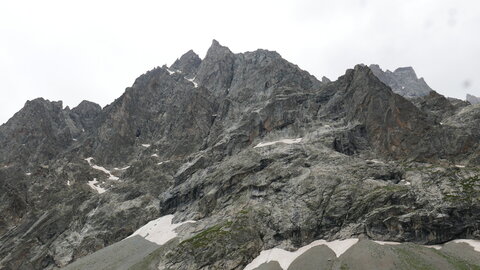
(0, 41, 479, 270)
(467, 94, 480, 104)
(369, 64, 433, 98)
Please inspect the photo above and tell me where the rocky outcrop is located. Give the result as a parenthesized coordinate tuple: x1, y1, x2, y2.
(196, 40, 237, 96)
(369, 64, 433, 98)
(69, 100, 103, 132)
(0, 98, 86, 166)
(320, 65, 431, 159)
(93, 66, 218, 165)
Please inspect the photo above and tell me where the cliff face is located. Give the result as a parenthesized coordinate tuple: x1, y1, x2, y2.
(0, 41, 479, 270)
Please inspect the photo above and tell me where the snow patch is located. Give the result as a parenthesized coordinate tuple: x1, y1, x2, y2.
(374, 241, 402, 246)
(453, 239, 480, 253)
(67, 180, 71, 186)
(436, 213, 449, 218)
(157, 160, 169, 165)
(366, 159, 384, 164)
(88, 178, 106, 194)
(455, 165, 466, 168)
(72, 138, 77, 141)
(84, 157, 119, 180)
(254, 138, 302, 148)
(92, 164, 119, 180)
(424, 245, 442, 250)
(114, 166, 130, 171)
(398, 180, 411, 186)
(127, 215, 195, 245)
(26, 172, 31, 176)
(185, 76, 198, 88)
(151, 154, 159, 157)
(244, 239, 358, 270)
(375, 240, 480, 252)
(141, 144, 151, 148)
(166, 68, 175, 75)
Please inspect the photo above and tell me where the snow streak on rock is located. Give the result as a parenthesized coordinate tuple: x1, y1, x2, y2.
(253, 138, 302, 148)
(87, 178, 106, 194)
(84, 157, 119, 180)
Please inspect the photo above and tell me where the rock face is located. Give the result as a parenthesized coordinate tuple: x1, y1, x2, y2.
(0, 41, 479, 270)
(369, 64, 433, 98)
(170, 50, 202, 78)
(467, 93, 480, 104)
(0, 98, 101, 167)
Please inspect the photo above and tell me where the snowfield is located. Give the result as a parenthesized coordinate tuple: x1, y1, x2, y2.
(127, 215, 195, 245)
(453, 239, 480, 252)
(374, 241, 401, 246)
(243, 239, 358, 270)
(253, 138, 302, 148)
(244, 238, 480, 270)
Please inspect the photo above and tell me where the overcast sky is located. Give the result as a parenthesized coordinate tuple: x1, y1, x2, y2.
(1, 0, 479, 124)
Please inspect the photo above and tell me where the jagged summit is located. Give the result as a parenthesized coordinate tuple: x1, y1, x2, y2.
(170, 50, 201, 77)
(369, 64, 433, 98)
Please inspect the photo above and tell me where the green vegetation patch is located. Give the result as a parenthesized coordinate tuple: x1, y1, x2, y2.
(432, 249, 480, 270)
(396, 247, 436, 270)
(180, 221, 233, 248)
(445, 175, 480, 204)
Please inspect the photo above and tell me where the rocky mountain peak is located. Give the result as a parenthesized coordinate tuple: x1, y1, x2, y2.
(321, 64, 432, 158)
(393, 66, 417, 77)
(206, 39, 233, 58)
(23, 97, 64, 114)
(467, 93, 480, 104)
(170, 50, 201, 78)
(321, 76, 331, 83)
(195, 40, 236, 94)
(70, 100, 102, 132)
(0, 98, 77, 165)
(369, 64, 433, 98)
(72, 100, 101, 115)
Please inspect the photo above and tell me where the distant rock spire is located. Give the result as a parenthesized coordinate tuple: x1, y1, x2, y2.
(368, 64, 433, 98)
(466, 94, 480, 104)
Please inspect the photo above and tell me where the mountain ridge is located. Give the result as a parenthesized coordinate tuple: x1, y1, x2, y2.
(0, 40, 479, 270)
